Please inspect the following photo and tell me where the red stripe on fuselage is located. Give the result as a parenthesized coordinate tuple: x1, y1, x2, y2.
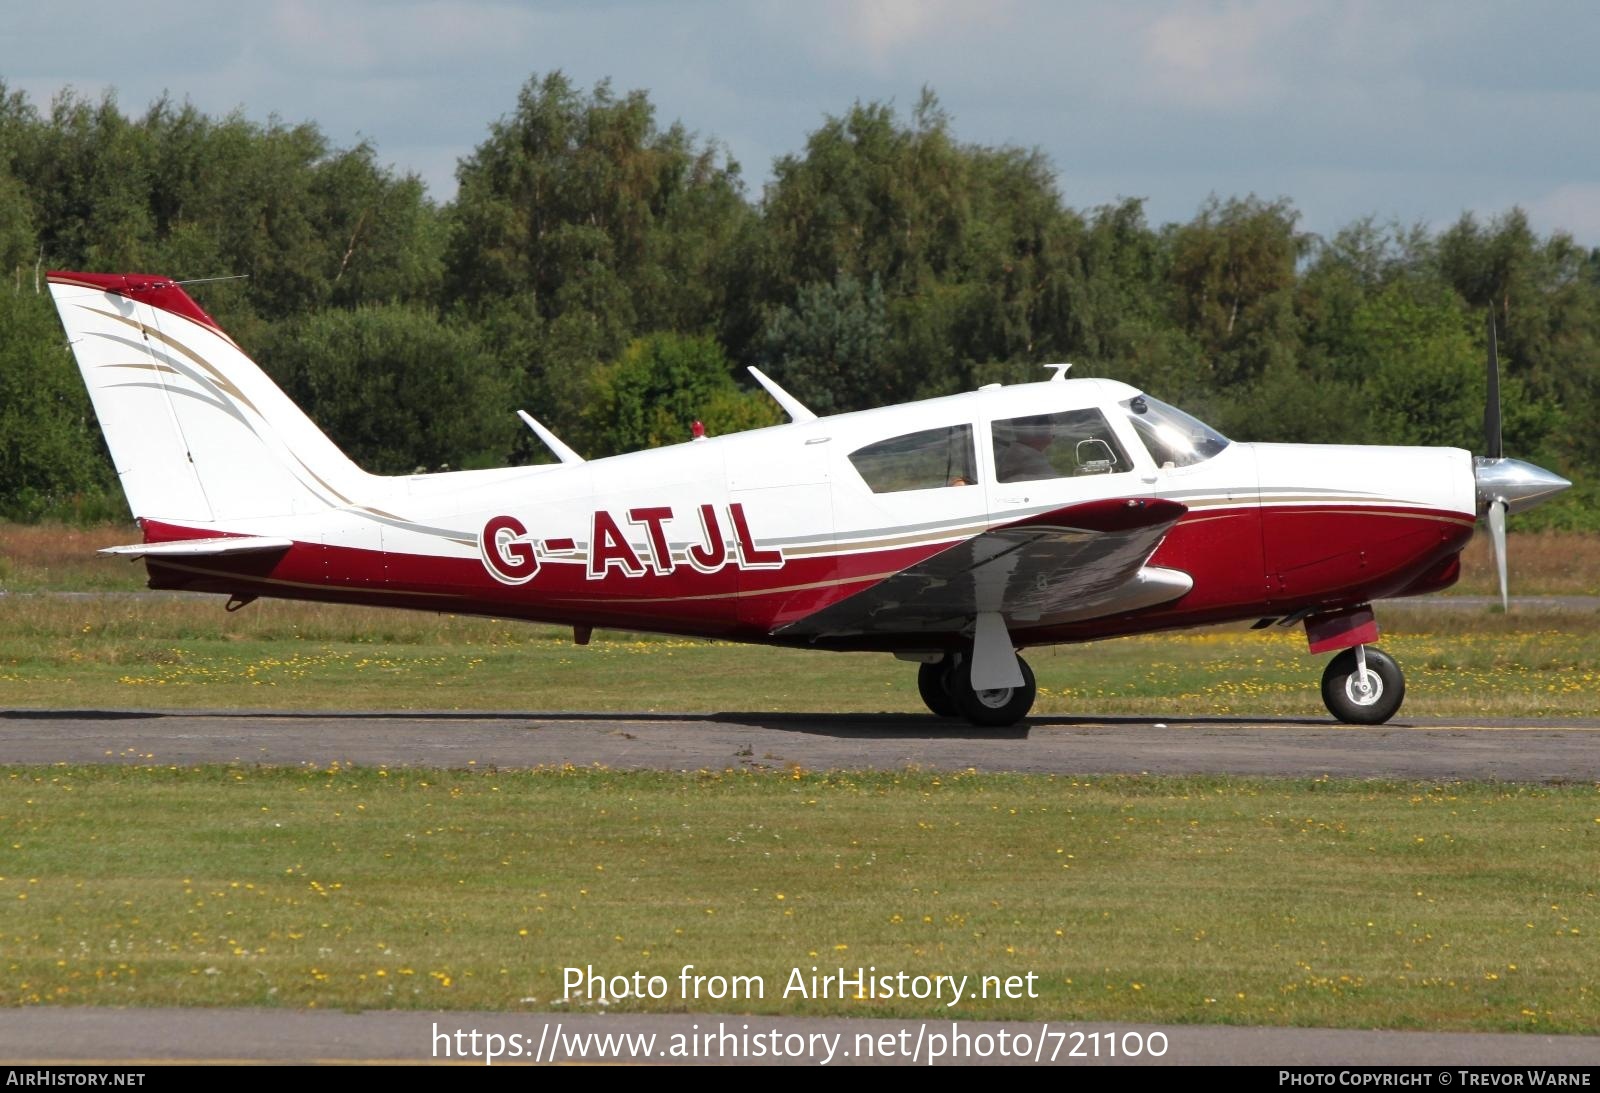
(138, 502, 1472, 647)
(138, 518, 952, 640)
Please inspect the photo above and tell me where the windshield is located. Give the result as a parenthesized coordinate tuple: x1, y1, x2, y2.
(1121, 395, 1230, 468)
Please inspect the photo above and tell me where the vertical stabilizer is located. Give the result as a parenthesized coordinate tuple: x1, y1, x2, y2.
(47, 272, 377, 524)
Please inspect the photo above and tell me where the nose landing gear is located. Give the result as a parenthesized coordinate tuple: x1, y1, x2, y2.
(1320, 645, 1405, 724)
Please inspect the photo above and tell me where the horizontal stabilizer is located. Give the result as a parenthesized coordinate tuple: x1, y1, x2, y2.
(101, 536, 295, 558)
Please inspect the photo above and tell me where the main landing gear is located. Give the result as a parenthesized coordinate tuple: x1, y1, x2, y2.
(1320, 645, 1405, 724)
(917, 652, 1038, 727)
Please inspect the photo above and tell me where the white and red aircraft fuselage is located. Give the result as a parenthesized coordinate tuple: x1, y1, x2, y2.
(47, 271, 1570, 725)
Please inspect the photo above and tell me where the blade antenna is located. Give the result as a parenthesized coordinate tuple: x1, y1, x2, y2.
(747, 367, 817, 423)
(517, 410, 584, 464)
(173, 274, 251, 287)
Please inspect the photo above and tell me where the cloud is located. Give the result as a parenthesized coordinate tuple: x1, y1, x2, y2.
(1139, 1, 1310, 111)
(764, 0, 1016, 76)
(263, 0, 543, 74)
(849, 0, 1010, 62)
(1523, 184, 1600, 247)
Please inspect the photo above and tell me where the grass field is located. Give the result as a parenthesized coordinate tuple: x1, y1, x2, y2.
(0, 766, 1595, 1032)
(1, 593, 1597, 717)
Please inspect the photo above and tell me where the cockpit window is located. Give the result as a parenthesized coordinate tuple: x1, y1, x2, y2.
(848, 424, 976, 493)
(1120, 395, 1230, 468)
(991, 409, 1132, 483)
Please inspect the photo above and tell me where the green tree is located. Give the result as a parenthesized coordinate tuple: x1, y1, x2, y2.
(0, 289, 116, 518)
(753, 91, 1083, 401)
(444, 72, 749, 444)
(24, 89, 156, 271)
(1166, 195, 1308, 389)
(445, 72, 746, 325)
(1281, 219, 1441, 443)
(1296, 219, 1436, 384)
(1059, 199, 1214, 405)
(1436, 209, 1597, 413)
(256, 305, 515, 473)
(5, 85, 443, 336)
(760, 275, 891, 413)
(584, 333, 780, 455)
(1350, 281, 1483, 448)
(142, 105, 442, 325)
(1331, 278, 1552, 458)
(0, 168, 37, 285)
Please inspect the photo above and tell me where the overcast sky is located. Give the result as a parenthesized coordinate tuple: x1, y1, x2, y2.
(5, 1, 1597, 246)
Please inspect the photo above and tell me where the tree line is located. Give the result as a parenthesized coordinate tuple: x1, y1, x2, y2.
(2, 74, 1596, 526)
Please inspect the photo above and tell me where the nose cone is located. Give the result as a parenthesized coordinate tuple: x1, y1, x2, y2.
(1474, 457, 1572, 515)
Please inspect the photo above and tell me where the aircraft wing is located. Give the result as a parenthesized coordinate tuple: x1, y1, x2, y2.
(778, 497, 1191, 639)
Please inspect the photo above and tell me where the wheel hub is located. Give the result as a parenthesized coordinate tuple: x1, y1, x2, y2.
(1344, 669, 1382, 706)
(974, 687, 1014, 709)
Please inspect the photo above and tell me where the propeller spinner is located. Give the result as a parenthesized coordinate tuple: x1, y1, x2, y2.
(1472, 310, 1571, 608)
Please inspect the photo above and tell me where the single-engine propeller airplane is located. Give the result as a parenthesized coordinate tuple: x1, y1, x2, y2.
(48, 271, 1571, 726)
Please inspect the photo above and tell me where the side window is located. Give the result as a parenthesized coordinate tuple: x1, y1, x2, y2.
(848, 425, 977, 494)
(992, 409, 1132, 483)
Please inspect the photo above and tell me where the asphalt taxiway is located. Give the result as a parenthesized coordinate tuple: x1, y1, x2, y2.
(3, 708, 1598, 780)
(2, 1008, 1598, 1066)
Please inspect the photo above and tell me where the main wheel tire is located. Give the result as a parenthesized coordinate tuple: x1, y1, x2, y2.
(1321, 646, 1405, 725)
(917, 659, 961, 718)
(953, 654, 1037, 728)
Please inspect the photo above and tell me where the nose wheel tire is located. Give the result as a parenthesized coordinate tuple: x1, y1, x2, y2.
(952, 654, 1037, 727)
(1321, 646, 1404, 725)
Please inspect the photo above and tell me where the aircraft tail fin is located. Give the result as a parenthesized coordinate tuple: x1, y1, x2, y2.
(47, 272, 376, 524)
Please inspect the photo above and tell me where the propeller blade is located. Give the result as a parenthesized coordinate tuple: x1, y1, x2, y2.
(1488, 499, 1508, 610)
(1484, 309, 1503, 459)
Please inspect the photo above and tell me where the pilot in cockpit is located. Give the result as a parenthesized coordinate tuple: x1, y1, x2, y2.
(995, 421, 1058, 482)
